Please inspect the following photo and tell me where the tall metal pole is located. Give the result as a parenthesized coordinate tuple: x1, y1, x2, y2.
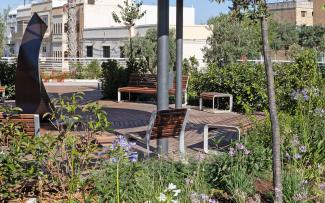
(175, 0, 183, 109)
(157, 0, 170, 155)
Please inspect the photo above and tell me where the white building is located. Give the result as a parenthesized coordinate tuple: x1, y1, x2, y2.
(7, 0, 210, 70)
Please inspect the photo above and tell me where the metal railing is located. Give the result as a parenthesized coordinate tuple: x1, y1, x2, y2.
(0, 57, 128, 72)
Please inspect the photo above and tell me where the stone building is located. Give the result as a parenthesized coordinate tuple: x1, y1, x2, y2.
(268, 0, 313, 26)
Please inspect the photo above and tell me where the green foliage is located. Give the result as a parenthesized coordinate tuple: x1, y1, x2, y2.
(101, 59, 128, 99)
(128, 28, 176, 73)
(112, 0, 146, 59)
(203, 14, 261, 65)
(189, 62, 267, 113)
(298, 25, 325, 52)
(92, 158, 213, 202)
(84, 60, 102, 79)
(190, 48, 323, 113)
(183, 56, 199, 75)
(0, 61, 16, 99)
(270, 22, 298, 52)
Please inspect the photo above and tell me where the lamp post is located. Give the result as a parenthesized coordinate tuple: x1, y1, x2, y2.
(157, 0, 169, 155)
(175, 0, 183, 109)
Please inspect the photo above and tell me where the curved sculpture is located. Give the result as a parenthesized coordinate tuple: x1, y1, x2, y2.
(15, 13, 53, 118)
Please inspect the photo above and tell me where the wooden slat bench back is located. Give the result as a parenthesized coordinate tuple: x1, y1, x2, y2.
(150, 108, 188, 139)
(0, 113, 40, 137)
(128, 73, 157, 88)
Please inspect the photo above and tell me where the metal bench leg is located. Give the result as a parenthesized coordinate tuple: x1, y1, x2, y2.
(180, 130, 185, 161)
(229, 95, 233, 112)
(129, 92, 131, 101)
(118, 91, 121, 102)
(33, 114, 41, 137)
(1, 91, 5, 103)
(212, 96, 215, 113)
(199, 97, 203, 111)
(203, 124, 209, 153)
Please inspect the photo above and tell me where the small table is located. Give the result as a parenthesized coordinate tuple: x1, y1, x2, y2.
(199, 92, 233, 113)
(0, 87, 5, 103)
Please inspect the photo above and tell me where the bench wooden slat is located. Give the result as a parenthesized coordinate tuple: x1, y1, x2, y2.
(0, 113, 40, 137)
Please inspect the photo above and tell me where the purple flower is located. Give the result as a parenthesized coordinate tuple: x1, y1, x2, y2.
(244, 148, 251, 155)
(228, 147, 236, 157)
(209, 198, 218, 203)
(319, 182, 325, 190)
(294, 153, 302, 160)
(200, 194, 209, 201)
(111, 157, 117, 163)
(314, 108, 325, 117)
(299, 146, 306, 153)
(235, 143, 245, 150)
(129, 152, 138, 162)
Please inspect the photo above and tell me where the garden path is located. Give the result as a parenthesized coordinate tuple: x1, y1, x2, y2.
(45, 85, 263, 160)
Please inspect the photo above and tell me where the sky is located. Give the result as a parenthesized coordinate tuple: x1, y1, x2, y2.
(0, 0, 230, 24)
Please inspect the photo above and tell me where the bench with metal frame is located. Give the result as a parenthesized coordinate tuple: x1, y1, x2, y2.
(0, 113, 41, 137)
(0, 87, 5, 103)
(203, 124, 241, 154)
(126, 108, 189, 160)
(118, 73, 189, 105)
(199, 92, 233, 113)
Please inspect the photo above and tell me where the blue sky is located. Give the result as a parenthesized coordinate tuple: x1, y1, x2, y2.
(0, 0, 230, 24)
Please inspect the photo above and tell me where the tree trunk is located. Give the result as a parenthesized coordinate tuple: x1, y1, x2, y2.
(260, 15, 283, 203)
(128, 27, 133, 59)
(68, 0, 78, 58)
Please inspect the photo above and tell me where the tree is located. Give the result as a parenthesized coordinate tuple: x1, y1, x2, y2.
(112, 0, 146, 59)
(203, 14, 261, 65)
(67, 0, 78, 58)
(298, 25, 325, 52)
(127, 28, 176, 73)
(212, 0, 283, 202)
(0, 8, 10, 57)
(270, 22, 298, 57)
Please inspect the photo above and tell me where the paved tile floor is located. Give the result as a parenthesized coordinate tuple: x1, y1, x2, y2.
(44, 85, 263, 159)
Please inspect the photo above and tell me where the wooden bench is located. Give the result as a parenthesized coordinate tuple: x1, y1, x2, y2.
(118, 74, 189, 105)
(126, 108, 189, 160)
(0, 86, 5, 103)
(0, 113, 41, 137)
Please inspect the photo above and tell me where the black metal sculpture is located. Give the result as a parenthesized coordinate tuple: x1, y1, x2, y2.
(15, 13, 53, 118)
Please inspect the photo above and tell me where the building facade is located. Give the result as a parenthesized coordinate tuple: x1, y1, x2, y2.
(268, 0, 313, 26)
(6, 0, 209, 70)
(313, 0, 325, 25)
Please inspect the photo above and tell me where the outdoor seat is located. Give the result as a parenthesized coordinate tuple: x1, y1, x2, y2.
(118, 74, 189, 105)
(0, 113, 41, 137)
(126, 108, 189, 160)
(0, 86, 5, 103)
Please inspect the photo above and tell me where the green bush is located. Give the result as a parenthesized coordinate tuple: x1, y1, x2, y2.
(189, 62, 267, 113)
(189, 49, 323, 113)
(0, 61, 16, 99)
(101, 60, 128, 99)
(84, 60, 102, 79)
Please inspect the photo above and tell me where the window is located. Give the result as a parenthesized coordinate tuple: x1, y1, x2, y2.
(103, 46, 110, 58)
(120, 46, 125, 58)
(88, 0, 95, 5)
(42, 46, 46, 53)
(87, 46, 93, 57)
(301, 11, 307, 17)
(64, 23, 68, 33)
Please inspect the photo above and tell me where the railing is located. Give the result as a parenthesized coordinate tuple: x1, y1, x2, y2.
(0, 57, 128, 71)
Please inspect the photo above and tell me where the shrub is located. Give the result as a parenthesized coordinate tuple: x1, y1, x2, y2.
(84, 60, 102, 79)
(0, 61, 16, 99)
(189, 62, 267, 113)
(101, 60, 128, 99)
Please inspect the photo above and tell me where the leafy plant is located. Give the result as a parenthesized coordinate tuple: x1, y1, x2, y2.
(101, 59, 128, 99)
(0, 61, 16, 99)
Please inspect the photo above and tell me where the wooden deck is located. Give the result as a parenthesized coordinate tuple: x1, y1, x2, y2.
(6, 85, 263, 160)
